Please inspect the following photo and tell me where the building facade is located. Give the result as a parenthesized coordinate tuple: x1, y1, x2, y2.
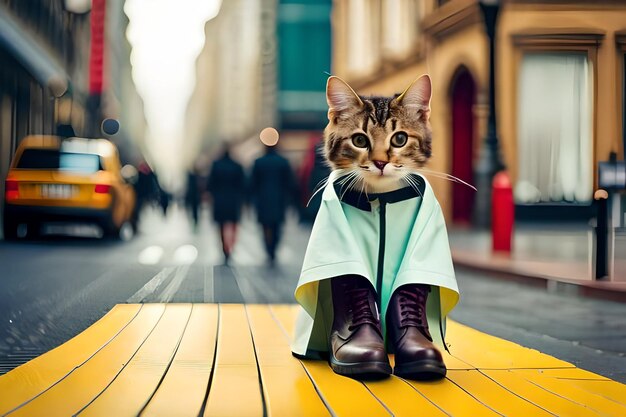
(185, 0, 278, 168)
(186, 0, 332, 170)
(0, 0, 145, 234)
(331, 0, 626, 224)
(0, 0, 85, 222)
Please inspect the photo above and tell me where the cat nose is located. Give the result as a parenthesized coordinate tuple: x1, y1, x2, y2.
(373, 160, 388, 171)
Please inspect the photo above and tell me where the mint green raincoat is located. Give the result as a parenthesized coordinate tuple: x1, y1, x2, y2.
(291, 170, 460, 358)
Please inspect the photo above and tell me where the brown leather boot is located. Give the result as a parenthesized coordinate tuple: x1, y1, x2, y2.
(387, 284, 446, 380)
(329, 275, 391, 379)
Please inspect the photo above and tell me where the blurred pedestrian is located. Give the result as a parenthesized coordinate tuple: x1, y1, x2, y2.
(157, 181, 170, 217)
(207, 148, 245, 263)
(299, 139, 330, 223)
(251, 145, 295, 265)
(134, 160, 160, 222)
(185, 168, 201, 229)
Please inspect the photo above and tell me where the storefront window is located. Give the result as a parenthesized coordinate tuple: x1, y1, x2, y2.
(516, 52, 593, 203)
(381, 0, 419, 60)
(346, 0, 381, 77)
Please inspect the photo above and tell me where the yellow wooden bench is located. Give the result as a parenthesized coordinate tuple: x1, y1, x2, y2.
(1, 304, 625, 416)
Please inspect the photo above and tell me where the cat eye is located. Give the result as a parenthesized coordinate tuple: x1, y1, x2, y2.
(391, 132, 408, 148)
(351, 134, 369, 149)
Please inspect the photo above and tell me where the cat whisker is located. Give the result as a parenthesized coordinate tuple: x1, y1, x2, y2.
(403, 174, 424, 198)
(311, 176, 329, 194)
(340, 178, 356, 200)
(337, 177, 351, 186)
(337, 171, 358, 186)
(306, 176, 330, 208)
(411, 175, 424, 197)
(340, 172, 363, 200)
(338, 174, 355, 197)
(305, 174, 335, 208)
(359, 174, 368, 199)
(414, 168, 477, 191)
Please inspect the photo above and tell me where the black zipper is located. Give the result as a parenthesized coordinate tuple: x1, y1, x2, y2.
(376, 198, 387, 306)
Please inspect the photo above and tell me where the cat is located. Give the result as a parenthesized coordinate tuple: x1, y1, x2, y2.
(324, 74, 432, 194)
(291, 75, 459, 381)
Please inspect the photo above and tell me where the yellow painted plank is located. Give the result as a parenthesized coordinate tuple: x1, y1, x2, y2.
(406, 376, 501, 417)
(442, 351, 474, 370)
(515, 369, 626, 417)
(533, 369, 626, 407)
(80, 304, 193, 416)
(0, 304, 141, 415)
(271, 305, 390, 417)
(245, 304, 330, 417)
(448, 369, 555, 416)
(10, 304, 165, 417)
(483, 370, 604, 417)
(299, 360, 390, 417)
(268, 304, 299, 336)
(561, 379, 626, 407)
(527, 368, 609, 380)
(141, 304, 219, 417)
(203, 304, 264, 417)
(446, 321, 573, 369)
(364, 378, 448, 417)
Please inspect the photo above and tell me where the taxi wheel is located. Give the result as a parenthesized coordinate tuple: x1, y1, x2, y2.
(102, 219, 120, 239)
(3, 216, 18, 240)
(26, 222, 41, 239)
(103, 220, 133, 241)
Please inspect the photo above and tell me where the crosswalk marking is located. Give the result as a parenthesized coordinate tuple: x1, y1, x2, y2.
(127, 267, 176, 303)
(204, 266, 214, 303)
(157, 266, 190, 302)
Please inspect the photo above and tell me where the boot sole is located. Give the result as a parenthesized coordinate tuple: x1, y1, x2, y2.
(394, 359, 447, 380)
(329, 357, 392, 380)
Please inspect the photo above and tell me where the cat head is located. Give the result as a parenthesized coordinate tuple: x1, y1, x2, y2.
(324, 75, 432, 192)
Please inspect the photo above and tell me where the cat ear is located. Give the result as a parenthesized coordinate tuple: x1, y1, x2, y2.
(396, 74, 431, 120)
(326, 76, 363, 121)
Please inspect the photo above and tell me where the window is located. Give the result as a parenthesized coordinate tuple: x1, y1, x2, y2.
(17, 149, 103, 173)
(381, 0, 420, 60)
(515, 52, 593, 203)
(346, 0, 382, 77)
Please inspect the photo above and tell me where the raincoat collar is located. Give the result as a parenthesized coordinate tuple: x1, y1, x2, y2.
(333, 174, 426, 211)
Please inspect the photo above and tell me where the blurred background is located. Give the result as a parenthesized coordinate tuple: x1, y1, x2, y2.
(2, 0, 626, 226)
(1, 0, 626, 380)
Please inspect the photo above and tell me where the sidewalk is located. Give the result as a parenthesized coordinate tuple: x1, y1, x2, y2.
(448, 223, 626, 302)
(3, 303, 625, 416)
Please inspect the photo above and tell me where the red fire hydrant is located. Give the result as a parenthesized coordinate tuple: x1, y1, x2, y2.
(492, 171, 514, 253)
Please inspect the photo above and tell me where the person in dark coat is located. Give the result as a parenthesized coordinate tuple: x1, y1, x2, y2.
(134, 160, 160, 223)
(185, 169, 201, 229)
(250, 145, 295, 265)
(207, 149, 245, 263)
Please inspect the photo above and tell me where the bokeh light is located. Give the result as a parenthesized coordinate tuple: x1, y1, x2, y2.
(259, 127, 279, 147)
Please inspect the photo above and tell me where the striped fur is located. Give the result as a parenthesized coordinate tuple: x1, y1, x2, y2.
(324, 76, 433, 193)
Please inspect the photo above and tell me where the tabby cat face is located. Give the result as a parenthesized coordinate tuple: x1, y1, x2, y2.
(324, 75, 432, 192)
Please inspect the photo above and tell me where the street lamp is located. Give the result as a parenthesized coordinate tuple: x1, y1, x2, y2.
(473, 0, 506, 228)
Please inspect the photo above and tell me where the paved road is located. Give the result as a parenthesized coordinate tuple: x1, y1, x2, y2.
(0, 205, 308, 373)
(1, 204, 625, 383)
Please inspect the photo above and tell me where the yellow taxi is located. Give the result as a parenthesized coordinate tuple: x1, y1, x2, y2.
(3, 135, 136, 239)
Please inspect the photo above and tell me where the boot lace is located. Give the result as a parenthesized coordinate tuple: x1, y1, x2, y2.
(346, 288, 377, 331)
(398, 286, 428, 328)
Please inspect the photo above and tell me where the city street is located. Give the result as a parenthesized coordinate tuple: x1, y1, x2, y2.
(0, 204, 308, 374)
(2, 1, 626, 414)
(1, 204, 625, 383)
